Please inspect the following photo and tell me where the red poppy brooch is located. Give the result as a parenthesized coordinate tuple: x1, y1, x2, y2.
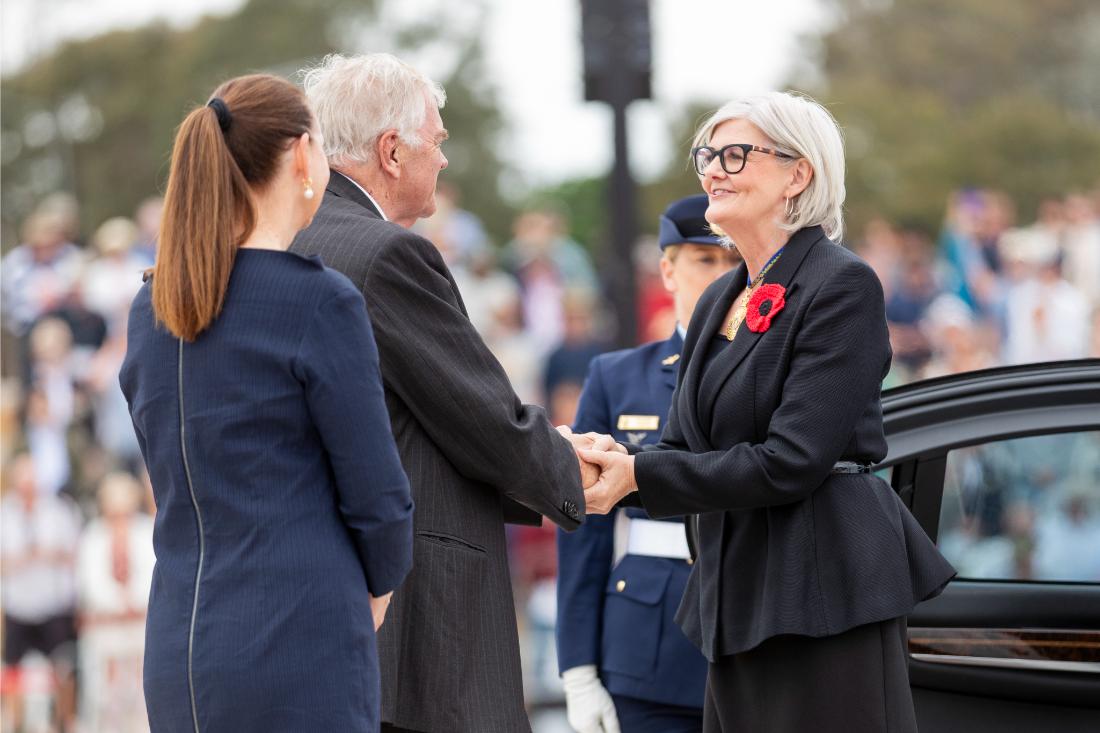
(746, 283, 787, 333)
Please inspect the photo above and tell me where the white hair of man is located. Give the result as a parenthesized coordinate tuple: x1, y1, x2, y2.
(301, 53, 446, 167)
(692, 91, 846, 241)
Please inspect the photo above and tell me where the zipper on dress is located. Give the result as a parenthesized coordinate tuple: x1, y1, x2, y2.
(178, 337, 205, 733)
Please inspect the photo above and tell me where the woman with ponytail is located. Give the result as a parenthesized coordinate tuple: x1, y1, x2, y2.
(119, 74, 414, 732)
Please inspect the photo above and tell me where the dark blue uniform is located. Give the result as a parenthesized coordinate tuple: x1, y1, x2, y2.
(557, 330, 706, 731)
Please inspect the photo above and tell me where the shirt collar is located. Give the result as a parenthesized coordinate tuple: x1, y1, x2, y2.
(341, 174, 388, 222)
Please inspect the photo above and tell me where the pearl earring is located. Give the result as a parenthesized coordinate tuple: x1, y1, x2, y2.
(303, 178, 315, 200)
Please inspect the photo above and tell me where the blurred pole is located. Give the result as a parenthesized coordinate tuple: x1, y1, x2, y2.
(581, 0, 651, 348)
(608, 99, 638, 348)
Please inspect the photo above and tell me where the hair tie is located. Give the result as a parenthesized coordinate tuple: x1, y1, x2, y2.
(207, 97, 232, 133)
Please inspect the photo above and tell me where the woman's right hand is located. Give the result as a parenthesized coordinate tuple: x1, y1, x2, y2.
(369, 592, 393, 631)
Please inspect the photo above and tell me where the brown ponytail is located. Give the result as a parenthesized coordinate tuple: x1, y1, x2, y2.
(152, 74, 312, 341)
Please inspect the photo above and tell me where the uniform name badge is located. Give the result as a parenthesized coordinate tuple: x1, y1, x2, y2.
(617, 414, 660, 432)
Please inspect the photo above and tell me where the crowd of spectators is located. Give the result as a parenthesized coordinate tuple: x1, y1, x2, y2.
(1, 193, 159, 733)
(856, 188, 1100, 385)
(0, 184, 1098, 730)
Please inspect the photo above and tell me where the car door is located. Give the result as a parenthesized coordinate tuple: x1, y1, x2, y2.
(879, 359, 1100, 733)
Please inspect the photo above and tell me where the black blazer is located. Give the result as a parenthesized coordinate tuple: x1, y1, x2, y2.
(291, 173, 584, 733)
(630, 225, 955, 662)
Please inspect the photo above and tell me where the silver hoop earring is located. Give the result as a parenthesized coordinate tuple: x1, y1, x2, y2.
(784, 196, 794, 218)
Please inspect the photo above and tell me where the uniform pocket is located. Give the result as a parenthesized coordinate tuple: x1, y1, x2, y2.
(600, 558, 671, 678)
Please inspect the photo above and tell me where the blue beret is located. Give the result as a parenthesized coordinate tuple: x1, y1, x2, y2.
(658, 194, 722, 249)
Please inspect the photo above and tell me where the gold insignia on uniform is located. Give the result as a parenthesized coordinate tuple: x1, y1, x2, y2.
(661, 354, 680, 366)
(618, 414, 660, 431)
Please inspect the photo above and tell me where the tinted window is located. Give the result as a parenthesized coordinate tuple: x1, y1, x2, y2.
(937, 431, 1100, 581)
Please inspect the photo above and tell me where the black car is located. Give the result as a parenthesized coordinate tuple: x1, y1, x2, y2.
(880, 359, 1100, 731)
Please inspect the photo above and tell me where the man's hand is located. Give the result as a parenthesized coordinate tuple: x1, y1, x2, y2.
(369, 592, 393, 631)
(556, 425, 626, 453)
(578, 449, 638, 515)
(561, 665, 620, 733)
(557, 426, 630, 489)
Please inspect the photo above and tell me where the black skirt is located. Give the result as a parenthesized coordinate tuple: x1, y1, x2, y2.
(703, 616, 917, 733)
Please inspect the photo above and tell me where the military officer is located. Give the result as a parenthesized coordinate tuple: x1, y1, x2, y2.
(556, 195, 740, 733)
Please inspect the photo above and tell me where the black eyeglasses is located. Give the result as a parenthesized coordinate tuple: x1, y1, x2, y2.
(690, 144, 794, 176)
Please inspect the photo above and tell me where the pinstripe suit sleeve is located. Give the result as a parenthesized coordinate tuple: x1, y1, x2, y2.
(364, 232, 585, 530)
(297, 280, 415, 595)
(636, 260, 891, 516)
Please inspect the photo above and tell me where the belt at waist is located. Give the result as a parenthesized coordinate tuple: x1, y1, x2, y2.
(832, 461, 873, 474)
(677, 462, 874, 564)
(623, 517, 691, 560)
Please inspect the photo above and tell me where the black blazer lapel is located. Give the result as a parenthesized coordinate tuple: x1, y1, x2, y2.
(677, 263, 748, 450)
(326, 171, 383, 219)
(696, 226, 827, 428)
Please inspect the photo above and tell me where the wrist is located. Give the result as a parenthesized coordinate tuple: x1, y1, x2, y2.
(561, 664, 599, 689)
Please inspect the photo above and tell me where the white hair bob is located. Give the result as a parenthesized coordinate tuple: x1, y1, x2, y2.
(692, 91, 846, 241)
(301, 53, 446, 167)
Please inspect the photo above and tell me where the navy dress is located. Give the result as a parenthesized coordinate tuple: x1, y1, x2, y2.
(120, 249, 414, 733)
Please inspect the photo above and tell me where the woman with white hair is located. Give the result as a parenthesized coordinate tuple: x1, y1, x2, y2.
(579, 91, 956, 732)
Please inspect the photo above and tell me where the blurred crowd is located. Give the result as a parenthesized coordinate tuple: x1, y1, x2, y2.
(938, 431, 1100, 584)
(854, 188, 1100, 385)
(1, 193, 159, 733)
(1, 183, 1098, 730)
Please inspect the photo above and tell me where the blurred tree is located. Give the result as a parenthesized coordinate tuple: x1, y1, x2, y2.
(534, 0, 1100, 257)
(817, 0, 1100, 118)
(423, 30, 515, 246)
(638, 103, 715, 232)
(529, 102, 713, 264)
(799, 0, 1100, 237)
(0, 0, 513, 249)
(525, 176, 607, 255)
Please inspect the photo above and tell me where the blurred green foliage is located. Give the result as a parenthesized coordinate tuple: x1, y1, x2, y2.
(526, 102, 709, 263)
(1, 0, 513, 247)
(568, 0, 1100, 250)
(808, 0, 1100, 236)
(3, 0, 1099, 253)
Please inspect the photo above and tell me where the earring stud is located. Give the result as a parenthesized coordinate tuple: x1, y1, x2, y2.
(303, 178, 315, 200)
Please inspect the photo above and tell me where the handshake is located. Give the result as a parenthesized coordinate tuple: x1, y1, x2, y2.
(556, 426, 639, 515)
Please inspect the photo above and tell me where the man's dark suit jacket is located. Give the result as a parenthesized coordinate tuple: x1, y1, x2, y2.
(291, 172, 585, 733)
(629, 225, 955, 662)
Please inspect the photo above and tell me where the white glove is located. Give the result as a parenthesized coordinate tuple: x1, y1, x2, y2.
(561, 665, 620, 733)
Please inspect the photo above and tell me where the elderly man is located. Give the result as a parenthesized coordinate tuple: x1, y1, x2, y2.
(291, 53, 588, 733)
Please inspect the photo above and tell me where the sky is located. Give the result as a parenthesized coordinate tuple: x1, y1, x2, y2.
(1, 0, 829, 187)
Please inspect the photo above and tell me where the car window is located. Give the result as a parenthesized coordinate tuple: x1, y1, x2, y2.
(937, 431, 1100, 582)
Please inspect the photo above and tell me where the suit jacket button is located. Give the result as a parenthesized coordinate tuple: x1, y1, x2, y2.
(562, 500, 578, 518)
(616, 580, 626, 592)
